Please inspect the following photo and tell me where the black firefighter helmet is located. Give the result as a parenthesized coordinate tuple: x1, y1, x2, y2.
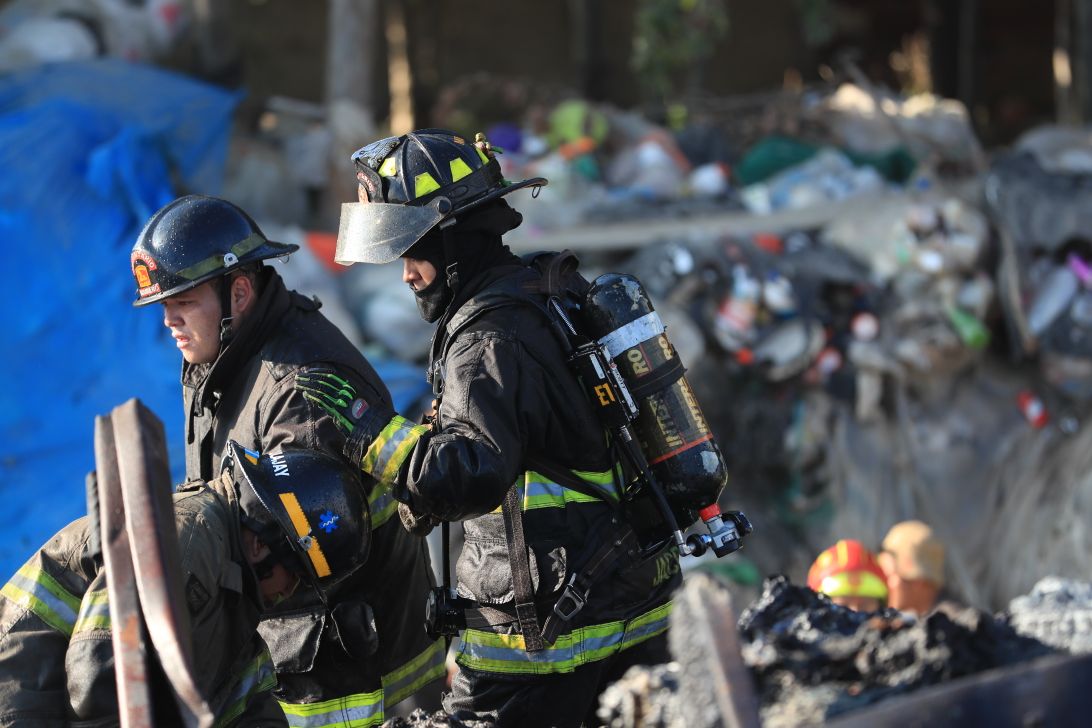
(130, 195, 298, 307)
(335, 128, 547, 266)
(225, 442, 370, 601)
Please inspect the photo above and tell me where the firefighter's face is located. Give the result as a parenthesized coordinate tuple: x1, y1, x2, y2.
(241, 528, 301, 607)
(160, 276, 254, 364)
(402, 257, 437, 291)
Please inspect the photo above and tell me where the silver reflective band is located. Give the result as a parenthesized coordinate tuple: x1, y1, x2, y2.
(597, 311, 665, 359)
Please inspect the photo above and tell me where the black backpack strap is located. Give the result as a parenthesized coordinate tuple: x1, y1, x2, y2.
(501, 485, 546, 652)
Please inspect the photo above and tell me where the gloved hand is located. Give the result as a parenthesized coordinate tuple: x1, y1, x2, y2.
(296, 370, 371, 437)
(398, 502, 440, 538)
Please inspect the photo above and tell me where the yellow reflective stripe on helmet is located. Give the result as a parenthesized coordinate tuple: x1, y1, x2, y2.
(73, 589, 111, 634)
(819, 571, 888, 600)
(457, 601, 671, 675)
(366, 481, 397, 530)
(378, 157, 398, 177)
(214, 647, 277, 727)
(414, 172, 441, 198)
(449, 157, 474, 182)
(381, 639, 446, 708)
(1, 563, 81, 637)
(360, 416, 428, 485)
(278, 493, 332, 578)
(475, 146, 490, 164)
(175, 233, 267, 281)
(279, 688, 385, 728)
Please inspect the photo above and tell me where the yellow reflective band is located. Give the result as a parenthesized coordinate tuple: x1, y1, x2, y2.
(457, 601, 672, 675)
(360, 416, 428, 486)
(215, 648, 277, 727)
(449, 157, 474, 182)
(381, 639, 446, 707)
(378, 157, 398, 177)
(74, 589, 111, 634)
(490, 469, 619, 512)
(414, 172, 440, 198)
(1, 563, 81, 637)
(279, 688, 384, 727)
(367, 482, 397, 530)
(278, 493, 331, 578)
(475, 147, 490, 164)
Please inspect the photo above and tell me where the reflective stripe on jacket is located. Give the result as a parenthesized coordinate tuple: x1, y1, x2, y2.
(457, 601, 672, 675)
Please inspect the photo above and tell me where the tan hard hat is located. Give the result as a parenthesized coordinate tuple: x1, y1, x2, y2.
(880, 520, 946, 586)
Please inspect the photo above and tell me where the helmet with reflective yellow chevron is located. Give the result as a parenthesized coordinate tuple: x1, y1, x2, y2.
(337, 128, 546, 265)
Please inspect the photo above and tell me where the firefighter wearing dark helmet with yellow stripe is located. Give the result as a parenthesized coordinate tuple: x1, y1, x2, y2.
(0, 444, 368, 727)
(297, 129, 680, 727)
(129, 196, 444, 725)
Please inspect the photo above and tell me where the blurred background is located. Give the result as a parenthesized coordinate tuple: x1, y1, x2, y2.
(2, 0, 1091, 618)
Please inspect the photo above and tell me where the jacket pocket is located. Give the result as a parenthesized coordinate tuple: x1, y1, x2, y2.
(258, 607, 325, 673)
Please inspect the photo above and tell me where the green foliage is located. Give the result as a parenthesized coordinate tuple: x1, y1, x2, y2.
(631, 0, 729, 103)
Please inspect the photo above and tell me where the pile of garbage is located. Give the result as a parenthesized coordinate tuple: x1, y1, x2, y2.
(1006, 577, 1092, 655)
(597, 574, 1076, 728)
(382, 710, 494, 728)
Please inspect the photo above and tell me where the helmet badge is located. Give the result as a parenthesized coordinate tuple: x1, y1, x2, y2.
(319, 510, 340, 533)
(223, 252, 239, 267)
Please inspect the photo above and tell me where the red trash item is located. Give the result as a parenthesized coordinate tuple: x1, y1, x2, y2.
(1017, 391, 1049, 428)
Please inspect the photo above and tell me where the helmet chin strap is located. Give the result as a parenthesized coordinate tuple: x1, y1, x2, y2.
(218, 273, 235, 347)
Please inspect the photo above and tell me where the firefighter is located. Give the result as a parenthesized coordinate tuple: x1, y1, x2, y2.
(129, 196, 444, 725)
(807, 539, 889, 613)
(0, 444, 367, 727)
(877, 520, 947, 616)
(296, 129, 680, 727)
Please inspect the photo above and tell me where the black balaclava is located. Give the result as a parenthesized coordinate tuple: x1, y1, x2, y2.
(404, 200, 524, 323)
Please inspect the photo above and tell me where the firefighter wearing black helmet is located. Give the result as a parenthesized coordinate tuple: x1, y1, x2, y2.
(130, 196, 444, 723)
(298, 130, 679, 727)
(0, 444, 367, 727)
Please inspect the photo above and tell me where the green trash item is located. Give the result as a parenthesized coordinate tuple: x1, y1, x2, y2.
(946, 305, 991, 349)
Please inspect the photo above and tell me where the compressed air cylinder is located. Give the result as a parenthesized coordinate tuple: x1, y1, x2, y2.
(580, 273, 727, 525)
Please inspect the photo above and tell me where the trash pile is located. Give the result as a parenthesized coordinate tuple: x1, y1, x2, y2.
(1006, 577, 1092, 655)
(598, 574, 1073, 728)
(381, 710, 494, 728)
(739, 577, 1052, 726)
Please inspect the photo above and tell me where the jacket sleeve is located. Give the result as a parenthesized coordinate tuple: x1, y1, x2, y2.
(346, 332, 532, 521)
(212, 641, 286, 727)
(0, 521, 93, 727)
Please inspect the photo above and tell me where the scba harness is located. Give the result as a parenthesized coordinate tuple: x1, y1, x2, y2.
(426, 251, 750, 652)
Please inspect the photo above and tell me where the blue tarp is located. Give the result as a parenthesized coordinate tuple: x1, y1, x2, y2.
(0, 60, 240, 579)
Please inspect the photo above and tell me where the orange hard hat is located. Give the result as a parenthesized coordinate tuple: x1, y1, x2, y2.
(807, 539, 889, 601)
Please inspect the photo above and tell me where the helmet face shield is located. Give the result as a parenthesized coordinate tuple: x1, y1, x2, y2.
(335, 200, 446, 265)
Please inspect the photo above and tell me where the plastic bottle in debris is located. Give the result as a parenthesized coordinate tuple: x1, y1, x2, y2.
(1027, 266, 1079, 336)
(714, 265, 760, 351)
(946, 306, 990, 349)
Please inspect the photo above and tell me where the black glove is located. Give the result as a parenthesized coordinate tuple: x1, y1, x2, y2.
(398, 502, 440, 538)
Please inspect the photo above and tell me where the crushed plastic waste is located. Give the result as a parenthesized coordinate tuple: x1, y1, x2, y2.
(1006, 577, 1092, 655)
(380, 709, 495, 728)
